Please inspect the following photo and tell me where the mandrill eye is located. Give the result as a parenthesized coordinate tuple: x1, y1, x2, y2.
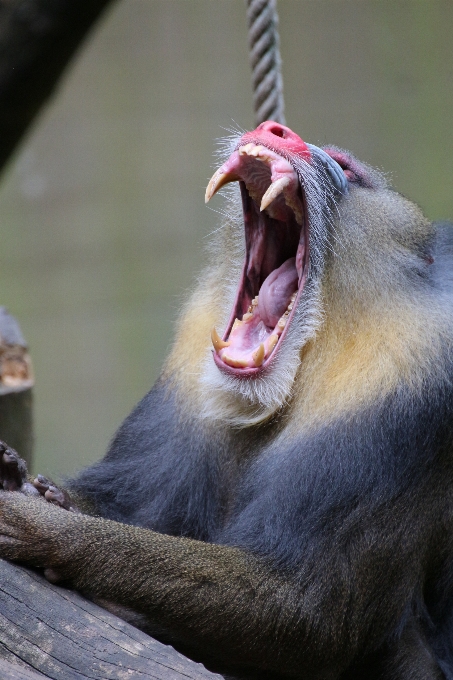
(322, 148, 373, 189)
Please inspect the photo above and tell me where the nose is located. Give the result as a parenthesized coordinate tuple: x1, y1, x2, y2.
(256, 121, 301, 143)
(241, 121, 310, 157)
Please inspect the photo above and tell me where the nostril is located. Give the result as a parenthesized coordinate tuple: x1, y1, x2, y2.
(259, 121, 287, 138)
(269, 125, 285, 138)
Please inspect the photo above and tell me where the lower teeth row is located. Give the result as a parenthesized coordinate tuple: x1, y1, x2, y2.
(213, 291, 298, 369)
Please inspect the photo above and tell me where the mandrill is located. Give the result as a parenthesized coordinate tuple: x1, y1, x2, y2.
(0, 121, 453, 680)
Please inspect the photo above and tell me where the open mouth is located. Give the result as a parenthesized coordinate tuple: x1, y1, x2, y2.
(205, 122, 314, 377)
(205, 123, 311, 377)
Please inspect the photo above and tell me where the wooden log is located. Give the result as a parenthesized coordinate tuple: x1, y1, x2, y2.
(0, 558, 222, 680)
(0, 659, 46, 679)
(0, 308, 34, 469)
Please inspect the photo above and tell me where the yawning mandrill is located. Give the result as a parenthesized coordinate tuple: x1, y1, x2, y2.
(0, 121, 453, 680)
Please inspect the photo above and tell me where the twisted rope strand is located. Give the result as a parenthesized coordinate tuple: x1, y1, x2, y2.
(246, 0, 286, 126)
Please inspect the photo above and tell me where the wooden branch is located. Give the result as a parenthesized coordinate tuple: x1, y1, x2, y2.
(0, 558, 222, 680)
(0, 308, 34, 469)
(0, 0, 115, 173)
(0, 659, 46, 679)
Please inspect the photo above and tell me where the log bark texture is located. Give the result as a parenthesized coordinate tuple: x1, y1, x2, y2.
(0, 0, 115, 173)
(0, 558, 222, 680)
(0, 659, 47, 679)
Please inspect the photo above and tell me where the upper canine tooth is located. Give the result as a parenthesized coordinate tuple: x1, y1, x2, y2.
(211, 327, 230, 352)
(205, 168, 240, 203)
(260, 176, 291, 212)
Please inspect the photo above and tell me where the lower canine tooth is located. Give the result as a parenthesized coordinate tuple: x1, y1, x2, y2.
(252, 343, 265, 367)
(211, 327, 230, 352)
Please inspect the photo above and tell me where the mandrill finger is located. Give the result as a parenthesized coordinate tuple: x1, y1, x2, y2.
(34, 475, 80, 512)
(33, 474, 52, 494)
(45, 486, 66, 506)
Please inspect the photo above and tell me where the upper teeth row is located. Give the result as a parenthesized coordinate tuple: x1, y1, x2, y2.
(238, 143, 273, 161)
(205, 144, 303, 225)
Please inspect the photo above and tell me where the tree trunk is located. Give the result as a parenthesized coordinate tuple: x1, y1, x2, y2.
(0, 558, 222, 680)
(0, 0, 116, 174)
(0, 308, 34, 469)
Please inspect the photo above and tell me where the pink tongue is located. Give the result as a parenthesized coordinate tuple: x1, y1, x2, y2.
(258, 257, 298, 328)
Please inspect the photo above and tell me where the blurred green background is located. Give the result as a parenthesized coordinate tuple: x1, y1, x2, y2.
(0, 0, 451, 477)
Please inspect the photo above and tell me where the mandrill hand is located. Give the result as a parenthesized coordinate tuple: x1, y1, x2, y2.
(0, 439, 80, 511)
(0, 491, 84, 583)
(0, 440, 38, 495)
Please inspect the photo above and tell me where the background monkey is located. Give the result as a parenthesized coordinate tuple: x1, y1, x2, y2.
(0, 120, 453, 679)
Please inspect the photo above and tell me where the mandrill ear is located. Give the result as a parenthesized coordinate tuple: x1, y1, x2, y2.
(307, 144, 349, 195)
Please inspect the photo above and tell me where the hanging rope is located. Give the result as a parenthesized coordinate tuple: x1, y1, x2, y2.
(246, 0, 286, 127)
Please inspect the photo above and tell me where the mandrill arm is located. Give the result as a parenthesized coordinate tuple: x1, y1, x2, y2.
(0, 482, 439, 679)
